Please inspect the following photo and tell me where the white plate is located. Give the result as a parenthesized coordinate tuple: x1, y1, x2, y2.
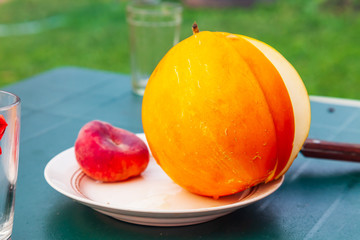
(44, 134, 284, 227)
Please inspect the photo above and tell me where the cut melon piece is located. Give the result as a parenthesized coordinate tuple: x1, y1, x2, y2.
(242, 36, 311, 179)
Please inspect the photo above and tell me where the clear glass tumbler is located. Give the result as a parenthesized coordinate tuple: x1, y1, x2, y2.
(127, 1, 183, 95)
(0, 91, 20, 240)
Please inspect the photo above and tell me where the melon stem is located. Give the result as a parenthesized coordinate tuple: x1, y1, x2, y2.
(192, 22, 199, 34)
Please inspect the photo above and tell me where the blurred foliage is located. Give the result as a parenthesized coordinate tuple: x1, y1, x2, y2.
(0, 0, 359, 99)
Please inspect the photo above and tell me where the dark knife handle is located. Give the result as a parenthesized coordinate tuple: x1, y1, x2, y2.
(301, 138, 360, 162)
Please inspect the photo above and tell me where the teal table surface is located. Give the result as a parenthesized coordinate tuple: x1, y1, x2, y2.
(4, 67, 360, 239)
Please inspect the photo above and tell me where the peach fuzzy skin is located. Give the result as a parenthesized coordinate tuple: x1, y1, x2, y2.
(74, 120, 149, 182)
(142, 31, 281, 198)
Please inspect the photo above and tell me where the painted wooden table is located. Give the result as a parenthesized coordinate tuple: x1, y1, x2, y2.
(4, 67, 360, 239)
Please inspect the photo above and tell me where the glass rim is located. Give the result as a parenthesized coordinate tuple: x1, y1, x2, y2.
(126, 2, 183, 15)
(0, 90, 21, 111)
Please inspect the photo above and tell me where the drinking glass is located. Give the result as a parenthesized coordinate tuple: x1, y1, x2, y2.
(127, 1, 183, 95)
(0, 91, 20, 240)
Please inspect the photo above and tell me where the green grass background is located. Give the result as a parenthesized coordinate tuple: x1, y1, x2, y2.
(0, 0, 359, 99)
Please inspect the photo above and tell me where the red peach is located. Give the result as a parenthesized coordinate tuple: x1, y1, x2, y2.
(74, 120, 149, 182)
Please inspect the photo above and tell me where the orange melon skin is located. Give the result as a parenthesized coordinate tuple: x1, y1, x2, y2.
(142, 31, 293, 198)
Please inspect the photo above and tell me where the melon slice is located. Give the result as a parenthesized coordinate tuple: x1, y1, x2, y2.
(242, 36, 311, 179)
(222, 33, 295, 182)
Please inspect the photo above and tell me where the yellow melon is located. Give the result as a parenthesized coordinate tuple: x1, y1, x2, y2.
(142, 26, 310, 198)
